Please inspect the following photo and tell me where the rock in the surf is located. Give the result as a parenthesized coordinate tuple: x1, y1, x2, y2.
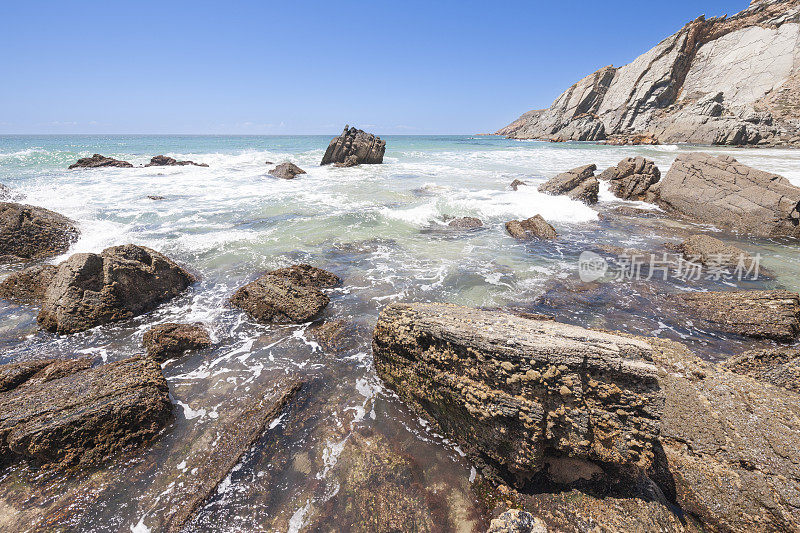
(37, 244, 195, 334)
(142, 323, 212, 362)
(0, 264, 57, 304)
(0, 202, 80, 263)
(0, 356, 171, 468)
(0, 184, 24, 201)
(510, 179, 527, 191)
(721, 345, 800, 393)
(448, 216, 483, 229)
(320, 125, 386, 166)
(269, 162, 307, 180)
(654, 153, 800, 237)
(68, 153, 133, 169)
(678, 234, 755, 268)
(267, 263, 341, 289)
(538, 164, 599, 204)
(505, 215, 557, 240)
(333, 155, 359, 168)
(598, 157, 661, 201)
(145, 155, 208, 167)
(0, 358, 93, 393)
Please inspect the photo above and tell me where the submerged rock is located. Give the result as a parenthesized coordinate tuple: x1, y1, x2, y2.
(268, 162, 306, 180)
(142, 323, 212, 362)
(37, 244, 195, 334)
(321, 125, 386, 166)
(538, 164, 599, 204)
(145, 155, 208, 167)
(68, 153, 133, 169)
(0, 356, 171, 468)
(655, 153, 800, 237)
(678, 234, 755, 268)
(598, 157, 661, 201)
(448, 216, 483, 229)
(0, 202, 79, 263)
(722, 346, 800, 393)
(505, 215, 557, 240)
(675, 290, 800, 342)
(373, 303, 664, 482)
(0, 264, 57, 303)
(307, 319, 353, 352)
(509, 179, 527, 191)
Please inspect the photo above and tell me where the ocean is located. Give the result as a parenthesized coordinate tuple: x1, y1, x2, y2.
(1, 134, 799, 531)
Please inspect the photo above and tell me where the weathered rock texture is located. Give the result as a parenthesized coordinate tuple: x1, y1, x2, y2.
(654, 153, 800, 237)
(678, 234, 755, 268)
(0, 356, 171, 468)
(142, 323, 212, 362)
(373, 303, 664, 482)
(145, 155, 208, 167)
(68, 154, 133, 169)
(268, 162, 306, 180)
(675, 290, 800, 342)
(230, 264, 337, 324)
(321, 125, 386, 165)
(538, 164, 599, 204)
(598, 157, 661, 201)
(0, 264, 57, 303)
(505, 215, 557, 240)
(498, 1, 800, 146)
(487, 509, 546, 533)
(448, 216, 483, 229)
(0, 358, 92, 393)
(0, 202, 79, 263)
(37, 244, 195, 334)
(722, 345, 800, 393)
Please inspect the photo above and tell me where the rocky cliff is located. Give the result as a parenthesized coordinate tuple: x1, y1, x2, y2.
(498, 0, 800, 146)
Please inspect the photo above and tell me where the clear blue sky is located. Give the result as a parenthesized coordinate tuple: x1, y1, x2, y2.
(0, 1, 749, 135)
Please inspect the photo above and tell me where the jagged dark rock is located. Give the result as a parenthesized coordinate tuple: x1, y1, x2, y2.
(145, 155, 208, 167)
(68, 154, 133, 169)
(598, 157, 661, 201)
(269, 162, 306, 180)
(509, 179, 527, 191)
(0, 202, 79, 263)
(538, 164, 598, 204)
(142, 323, 212, 362)
(505, 215, 557, 240)
(320, 125, 385, 166)
(37, 244, 195, 334)
(333, 155, 359, 168)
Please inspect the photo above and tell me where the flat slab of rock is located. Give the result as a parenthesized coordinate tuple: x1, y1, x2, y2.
(143, 323, 212, 362)
(674, 290, 800, 342)
(0, 202, 79, 263)
(654, 153, 800, 237)
(598, 157, 661, 201)
(0, 264, 57, 303)
(678, 234, 755, 268)
(68, 154, 133, 169)
(145, 155, 208, 167)
(722, 346, 800, 393)
(320, 125, 386, 166)
(448, 216, 483, 229)
(37, 244, 195, 334)
(538, 164, 599, 204)
(506, 215, 557, 240)
(268, 162, 306, 180)
(373, 303, 664, 482)
(0, 356, 171, 468)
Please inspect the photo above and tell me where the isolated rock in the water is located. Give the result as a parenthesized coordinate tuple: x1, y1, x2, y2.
(145, 155, 208, 167)
(142, 323, 212, 362)
(0, 264, 57, 303)
(675, 290, 800, 342)
(505, 215, 557, 240)
(147, 195, 165, 200)
(373, 303, 664, 481)
(447, 216, 483, 229)
(230, 265, 335, 324)
(722, 346, 800, 393)
(598, 157, 661, 201)
(68, 153, 133, 169)
(0, 202, 79, 263)
(269, 162, 307, 180)
(307, 319, 357, 352)
(656, 153, 800, 237)
(333, 155, 359, 168)
(539, 164, 599, 204)
(37, 244, 195, 334)
(0, 356, 171, 468)
(510, 179, 527, 191)
(678, 234, 755, 268)
(0, 184, 24, 201)
(320, 125, 386, 166)
(488, 509, 546, 533)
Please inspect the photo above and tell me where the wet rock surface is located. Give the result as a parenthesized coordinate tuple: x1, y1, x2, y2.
(0, 356, 171, 468)
(487, 509, 546, 533)
(678, 234, 755, 268)
(0, 264, 57, 303)
(321, 125, 386, 165)
(307, 319, 357, 352)
(448, 216, 483, 229)
(145, 155, 208, 167)
(0, 202, 79, 263)
(509, 179, 527, 191)
(538, 164, 599, 204)
(37, 244, 195, 334)
(722, 345, 800, 393)
(68, 153, 133, 169)
(599, 156, 661, 201)
(142, 323, 212, 362)
(267, 263, 341, 289)
(505, 215, 557, 240)
(268, 162, 307, 180)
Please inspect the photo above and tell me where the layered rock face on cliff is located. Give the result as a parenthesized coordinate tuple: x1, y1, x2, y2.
(498, 0, 800, 146)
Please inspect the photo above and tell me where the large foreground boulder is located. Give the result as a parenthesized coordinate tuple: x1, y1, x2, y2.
(37, 244, 195, 334)
(505, 215, 557, 240)
(538, 164, 598, 204)
(0, 356, 171, 468)
(654, 153, 800, 237)
(320, 125, 386, 166)
(142, 323, 212, 362)
(598, 157, 661, 201)
(145, 155, 208, 167)
(0, 202, 79, 263)
(68, 154, 133, 169)
(373, 303, 664, 481)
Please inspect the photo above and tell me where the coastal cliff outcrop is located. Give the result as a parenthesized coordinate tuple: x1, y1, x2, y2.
(498, 0, 800, 146)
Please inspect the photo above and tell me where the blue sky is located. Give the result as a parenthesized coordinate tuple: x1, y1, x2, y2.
(0, 1, 749, 135)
